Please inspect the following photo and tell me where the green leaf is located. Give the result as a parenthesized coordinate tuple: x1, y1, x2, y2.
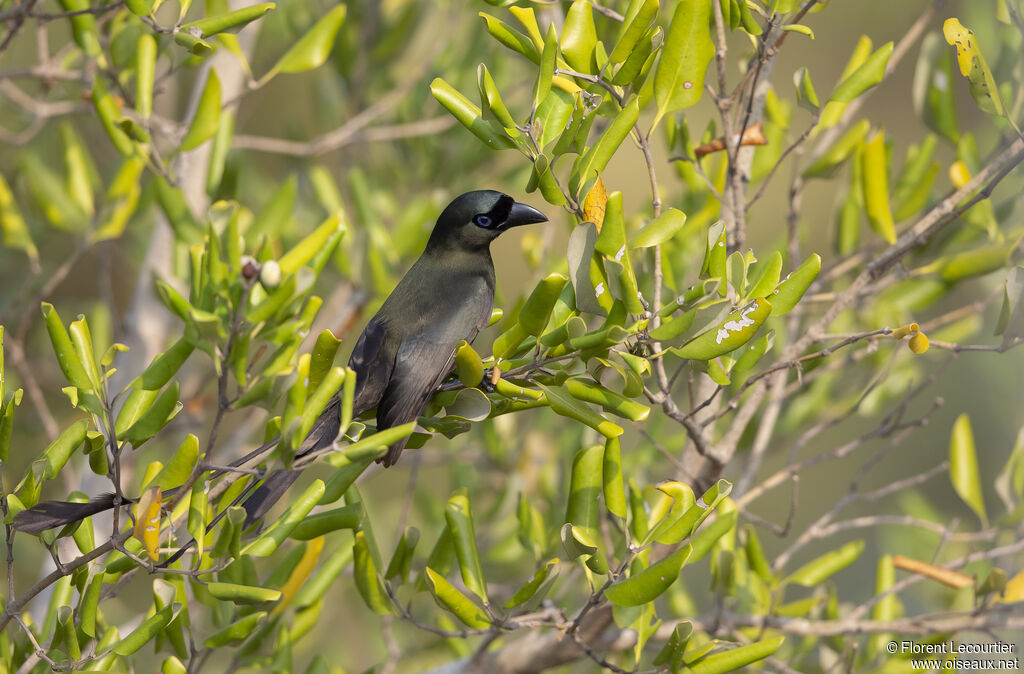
(689, 508, 737, 561)
(564, 445, 605, 570)
(20, 154, 88, 232)
(564, 378, 649, 421)
(541, 384, 623, 438)
(561, 0, 597, 73)
(793, 67, 819, 111)
(630, 208, 687, 248)
(181, 3, 274, 37)
(136, 34, 156, 119)
(532, 25, 558, 111)
(936, 243, 1015, 282)
(894, 134, 939, 219)
(861, 130, 896, 244)
(68, 316, 102, 391)
(41, 303, 93, 392)
(994, 425, 1024, 512)
(60, 123, 96, 216)
(384, 526, 420, 583)
(290, 504, 362, 540)
(207, 582, 282, 604)
(40, 419, 88, 480)
(653, 621, 693, 672)
(477, 64, 518, 133)
(0, 175, 38, 264)
(431, 78, 516, 151)
(519, 274, 568, 336)
(149, 434, 199, 490)
(606, 544, 691, 606)
(672, 298, 771, 360)
(653, 0, 713, 124)
(57, 0, 104, 62)
(567, 221, 602, 315)
(913, 33, 960, 143)
(829, 41, 893, 103)
(746, 252, 783, 300)
(424, 568, 490, 628)
(782, 23, 814, 39)
(91, 78, 134, 156)
(611, 25, 659, 87)
(445, 489, 488, 602)
(942, 18, 1005, 117)
(610, 0, 659, 64)
(453, 341, 484, 389)
(267, 4, 346, 77)
(572, 97, 640, 197)
(950, 413, 988, 527)
(478, 12, 540, 63)
(786, 540, 865, 586)
(689, 636, 784, 674)
(138, 338, 195, 390)
(243, 480, 326, 556)
(180, 70, 221, 151)
(804, 119, 869, 179)
(995, 267, 1024, 348)
(122, 381, 181, 446)
(505, 558, 559, 608)
(603, 436, 627, 518)
(818, 35, 873, 128)
(110, 604, 177, 655)
(769, 253, 821, 315)
(204, 612, 267, 647)
(305, 330, 340, 394)
(173, 31, 213, 55)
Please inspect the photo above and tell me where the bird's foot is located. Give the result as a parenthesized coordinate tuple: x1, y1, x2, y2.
(480, 366, 502, 393)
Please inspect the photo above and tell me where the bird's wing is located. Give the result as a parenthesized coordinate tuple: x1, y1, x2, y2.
(375, 335, 459, 467)
(347, 311, 397, 417)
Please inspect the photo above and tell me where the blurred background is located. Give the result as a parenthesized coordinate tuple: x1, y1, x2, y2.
(2, 0, 1023, 670)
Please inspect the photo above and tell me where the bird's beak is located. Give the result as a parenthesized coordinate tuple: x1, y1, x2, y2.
(501, 201, 548, 230)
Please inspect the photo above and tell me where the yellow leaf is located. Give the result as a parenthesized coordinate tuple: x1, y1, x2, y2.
(998, 568, 1024, 603)
(133, 486, 162, 561)
(908, 331, 930, 354)
(273, 535, 325, 613)
(949, 161, 971, 188)
(583, 175, 607, 232)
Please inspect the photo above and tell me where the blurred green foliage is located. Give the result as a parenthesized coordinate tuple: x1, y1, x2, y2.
(2, 0, 1024, 672)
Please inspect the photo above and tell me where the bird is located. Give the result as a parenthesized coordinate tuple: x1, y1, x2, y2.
(12, 190, 548, 535)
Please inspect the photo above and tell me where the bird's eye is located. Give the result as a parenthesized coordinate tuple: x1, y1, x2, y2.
(473, 214, 493, 228)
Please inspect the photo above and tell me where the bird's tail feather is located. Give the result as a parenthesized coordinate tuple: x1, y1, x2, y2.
(12, 493, 122, 534)
(241, 470, 301, 527)
(13, 396, 346, 535)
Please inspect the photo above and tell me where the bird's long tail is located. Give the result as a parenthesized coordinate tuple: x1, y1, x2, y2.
(12, 396, 347, 535)
(239, 396, 342, 526)
(11, 494, 124, 534)
(10, 435, 280, 534)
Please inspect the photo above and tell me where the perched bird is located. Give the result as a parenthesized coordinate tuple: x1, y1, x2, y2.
(13, 190, 547, 534)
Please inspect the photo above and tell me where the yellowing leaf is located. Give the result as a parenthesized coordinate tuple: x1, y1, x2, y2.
(942, 18, 1005, 117)
(950, 414, 988, 527)
(133, 486, 162, 561)
(583, 175, 607, 231)
(274, 536, 325, 613)
(998, 568, 1024, 603)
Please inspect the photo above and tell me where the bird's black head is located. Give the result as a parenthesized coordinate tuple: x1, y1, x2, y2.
(427, 190, 548, 251)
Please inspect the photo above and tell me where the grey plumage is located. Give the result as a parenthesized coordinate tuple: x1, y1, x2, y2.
(242, 190, 546, 524)
(13, 191, 547, 536)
